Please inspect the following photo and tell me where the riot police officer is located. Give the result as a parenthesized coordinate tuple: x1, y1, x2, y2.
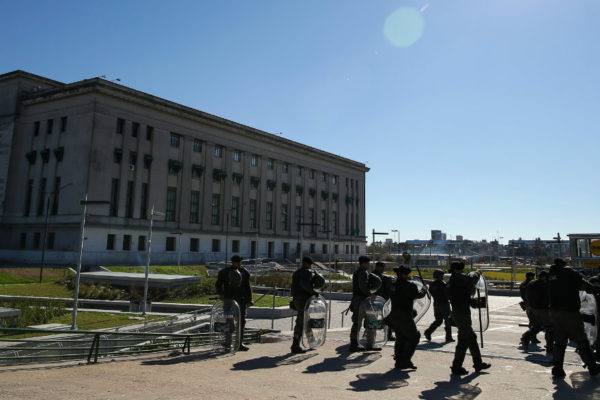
(448, 262, 491, 375)
(290, 256, 320, 354)
(520, 272, 538, 345)
(373, 261, 396, 340)
(424, 269, 454, 343)
(548, 258, 600, 378)
(349, 255, 372, 352)
(390, 265, 426, 369)
(520, 270, 553, 352)
(215, 255, 254, 351)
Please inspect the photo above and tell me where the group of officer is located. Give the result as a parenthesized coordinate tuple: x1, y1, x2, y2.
(519, 258, 600, 378)
(215, 254, 598, 379)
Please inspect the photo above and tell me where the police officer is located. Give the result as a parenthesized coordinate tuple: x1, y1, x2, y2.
(589, 267, 600, 360)
(290, 256, 319, 354)
(520, 272, 538, 345)
(373, 261, 396, 340)
(520, 271, 553, 352)
(448, 261, 491, 375)
(215, 255, 254, 351)
(390, 265, 426, 369)
(424, 269, 454, 343)
(548, 258, 600, 378)
(349, 255, 372, 352)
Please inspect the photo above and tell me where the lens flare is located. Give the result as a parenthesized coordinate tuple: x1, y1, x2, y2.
(383, 7, 425, 47)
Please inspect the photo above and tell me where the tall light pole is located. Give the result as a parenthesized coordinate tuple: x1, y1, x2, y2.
(169, 231, 183, 274)
(143, 205, 164, 316)
(71, 195, 109, 329)
(372, 229, 388, 261)
(391, 229, 399, 254)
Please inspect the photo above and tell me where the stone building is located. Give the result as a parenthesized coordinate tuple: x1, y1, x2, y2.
(0, 70, 368, 265)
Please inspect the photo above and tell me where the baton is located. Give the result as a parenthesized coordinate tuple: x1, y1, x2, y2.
(477, 288, 484, 348)
(414, 264, 431, 300)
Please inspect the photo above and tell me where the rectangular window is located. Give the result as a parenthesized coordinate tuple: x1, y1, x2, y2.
(332, 211, 338, 235)
(106, 234, 115, 250)
(47, 119, 53, 135)
(231, 197, 239, 227)
(211, 194, 220, 225)
(295, 206, 301, 232)
(116, 118, 125, 134)
(190, 191, 199, 223)
(60, 117, 67, 133)
(125, 180, 134, 218)
(51, 177, 61, 215)
(129, 152, 137, 166)
(170, 133, 180, 148)
(123, 235, 131, 251)
(334, 244, 339, 254)
(166, 237, 176, 251)
(138, 236, 146, 251)
(20, 233, 27, 249)
(309, 169, 315, 179)
(110, 178, 119, 217)
(37, 178, 46, 216)
(214, 145, 223, 158)
(34, 121, 40, 136)
(282, 163, 288, 173)
(281, 204, 288, 231)
(193, 139, 202, 152)
(131, 122, 139, 137)
(321, 173, 327, 182)
(190, 238, 199, 252)
(146, 126, 153, 141)
(24, 179, 33, 216)
(296, 166, 302, 177)
(47, 232, 55, 249)
(251, 154, 258, 166)
(332, 176, 337, 185)
(232, 240, 240, 253)
(166, 187, 177, 221)
(310, 243, 315, 254)
(249, 199, 257, 229)
(345, 245, 349, 254)
(267, 159, 274, 169)
(212, 239, 220, 252)
(266, 202, 273, 229)
(320, 210, 326, 230)
(309, 208, 315, 233)
(33, 232, 41, 249)
(140, 183, 148, 219)
(233, 150, 241, 162)
(322, 244, 327, 254)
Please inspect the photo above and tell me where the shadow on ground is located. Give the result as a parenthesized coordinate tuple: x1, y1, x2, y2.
(231, 352, 317, 370)
(303, 344, 382, 374)
(141, 350, 220, 366)
(524, 353, 553, 367)
(551, 371, 600, 400)
(348, 369, 410, 392)
(419, 373, 482, 400)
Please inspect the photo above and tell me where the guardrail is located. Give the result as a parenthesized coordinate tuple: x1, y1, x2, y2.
(0, 327, 264, 365)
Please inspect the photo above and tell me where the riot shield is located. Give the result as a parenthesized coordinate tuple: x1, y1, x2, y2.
(580, 291, 598, 347)
(411, 278, 431, 323)
(210, 299, 241, 353)
(302, 295, 328, 349)
(357, 296, 388, 349)
(470, 273, 490, 332)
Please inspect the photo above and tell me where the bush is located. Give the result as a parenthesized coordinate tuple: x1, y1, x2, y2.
(0, 299, 67, 329)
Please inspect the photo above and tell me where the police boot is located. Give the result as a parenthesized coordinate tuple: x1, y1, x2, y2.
(578, 346, 600, 376)
(291, 339, 306, 354)
(349, 340, 364, 353)
(552, 345, 566, 379)
(520, 334, 530, 351)
(424, 328, 432, 342)
(445, 328, 455, 343)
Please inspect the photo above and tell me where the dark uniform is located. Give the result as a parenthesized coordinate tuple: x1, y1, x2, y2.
(519, 273, 537, 342)
(350, 257, 371, 351)
(373, 267, 395, 339)
(390, 266, 425, 369)
(548, 259, 599, 377)
(520, 273, 553, 351)
(291, 260, 318, 353)
(448, 265, 490, 375)
(215, 265, 252, 342)
(424, 271, 453, 342)
(589, 273, 600, 360)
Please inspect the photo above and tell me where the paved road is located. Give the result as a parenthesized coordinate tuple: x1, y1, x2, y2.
(1, 295, 598, 399)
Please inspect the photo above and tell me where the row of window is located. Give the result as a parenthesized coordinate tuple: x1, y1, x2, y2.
(19, 232, 55, 249)
(33, 117, 67, 136)
(116, 118, 154, 140)
(104, 233, 360, 255)
(25, 147, 65, 165)
(23, 177, 62, 217)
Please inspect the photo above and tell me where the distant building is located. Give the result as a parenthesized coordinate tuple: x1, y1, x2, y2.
(456, 235, 463, 242)
(0, 70, 369, 265)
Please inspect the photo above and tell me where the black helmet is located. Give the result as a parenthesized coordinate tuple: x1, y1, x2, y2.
(368, 273, 382, 294)
(554, 258, 567, 267)
(433, 269, 445, 279)
(450, 262, 465, 271)
(538, 270, 549, 279)
(311, 272, 326, 291)
(227, 269, 242, 288)
(526, 272, 535, 279)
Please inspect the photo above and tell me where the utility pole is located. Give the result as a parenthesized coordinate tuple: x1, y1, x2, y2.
(372, 229, 389, 261)
(553, 232, 562, 258)
(143, 205, 164, 316)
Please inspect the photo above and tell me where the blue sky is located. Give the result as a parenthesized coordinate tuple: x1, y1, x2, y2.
(2, 0, 598, 243)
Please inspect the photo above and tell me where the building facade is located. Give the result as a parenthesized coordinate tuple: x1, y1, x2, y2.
(0, 71, 369, 266)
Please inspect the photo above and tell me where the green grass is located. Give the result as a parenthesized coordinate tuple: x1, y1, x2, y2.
(168, 293, 290, 307)
(105, 265, 208, 277)
(0, 268, 72, 284)
(0, 282, 73, 297)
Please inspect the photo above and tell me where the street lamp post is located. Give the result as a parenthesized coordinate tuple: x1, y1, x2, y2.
(143, 205, 164, 316)
(71, 195, 109, 329)
(372, 229, 388, 261)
